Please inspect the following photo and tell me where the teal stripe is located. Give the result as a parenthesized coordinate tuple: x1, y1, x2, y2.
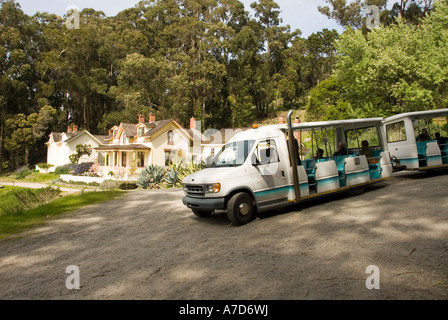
(255, 185, 291, 197)
(400, 158, 418, 165)
(255, 183, 309, 198)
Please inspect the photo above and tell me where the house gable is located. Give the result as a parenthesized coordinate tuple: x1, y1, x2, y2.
(65, 130, 104, 146)
(149, 120, 192, 142)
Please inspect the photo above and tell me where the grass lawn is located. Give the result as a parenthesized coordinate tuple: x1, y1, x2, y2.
(0, 187, 123, 240)
(22, 172, 60, 183)
(0, 171, 59, 183)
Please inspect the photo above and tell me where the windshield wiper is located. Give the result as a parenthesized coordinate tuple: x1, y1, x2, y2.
(213, 163, 241, 168)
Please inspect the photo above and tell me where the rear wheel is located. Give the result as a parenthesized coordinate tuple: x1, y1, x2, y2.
(192, 209, 213, 217)
(226, 192, 255, 226)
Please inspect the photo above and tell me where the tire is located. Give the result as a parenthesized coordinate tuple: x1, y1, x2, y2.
(226, 192, 255, 226)
(348, 185, 366, 196)
(192, 209, 213, 217)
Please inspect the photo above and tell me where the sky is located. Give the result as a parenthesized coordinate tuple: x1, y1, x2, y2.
(16, 0, 343, 38)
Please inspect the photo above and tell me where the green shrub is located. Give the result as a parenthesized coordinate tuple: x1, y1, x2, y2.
(37, 163, 54, 169)
(100, 180, 120, 190)
(11, 187, 61, 209)
(51, 178, 63, 184)
(54, 164, 76, 174)
(119, 182, 138, 190)
(74, 162, 95, 175)
(0, 187, 61, 216)
(88, 182, 100, 187)
(15, 166, 32, 180)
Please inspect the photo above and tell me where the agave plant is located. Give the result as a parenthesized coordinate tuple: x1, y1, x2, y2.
(163, 166, 181, 188)
(136, 165, 166, 189)
(164, 161, 207, 188)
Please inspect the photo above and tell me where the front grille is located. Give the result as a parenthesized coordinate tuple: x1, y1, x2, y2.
(185, 185, 204, 196)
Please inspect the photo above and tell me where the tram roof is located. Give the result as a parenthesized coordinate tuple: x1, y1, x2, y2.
(287, 117, 384, 131)
(384, 108, 448, 123)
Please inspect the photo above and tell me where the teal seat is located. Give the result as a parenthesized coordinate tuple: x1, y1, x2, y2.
(369, 163, 382, 179)
(372, 150, 382, 158)
(332, 156, 347, 187)
(416, 141, 429, 156)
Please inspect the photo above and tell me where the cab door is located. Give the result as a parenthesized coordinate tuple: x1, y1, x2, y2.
(248, 139, 290, 209)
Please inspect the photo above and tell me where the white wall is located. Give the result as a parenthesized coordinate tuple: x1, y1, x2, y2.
(47, 132, 101, 167)
(150, 125, 191, 166)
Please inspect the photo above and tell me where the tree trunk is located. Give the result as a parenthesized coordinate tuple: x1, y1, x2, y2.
(83, 95, 88, 131)
(0, 120, 3, 174)
(14, 150, 19, 169)
(24, 146, 29, 166)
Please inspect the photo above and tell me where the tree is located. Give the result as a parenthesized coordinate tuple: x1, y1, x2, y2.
(306, 77, 355, 121)
(3, 106, 57, 167)
(318, 0, 387, 29)
(69, 144, 93, 164)
(332, 0, 448, 117)
(304, 29, 339, 88)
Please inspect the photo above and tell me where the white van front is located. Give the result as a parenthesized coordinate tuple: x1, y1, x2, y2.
(182, 139, 257, 220)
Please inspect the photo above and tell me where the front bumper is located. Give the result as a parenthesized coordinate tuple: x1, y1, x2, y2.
(182, 196, 226, 211)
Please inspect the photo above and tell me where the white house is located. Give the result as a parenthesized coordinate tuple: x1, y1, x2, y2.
(45, 125, 108, 171)
(94, 114, 194, 178)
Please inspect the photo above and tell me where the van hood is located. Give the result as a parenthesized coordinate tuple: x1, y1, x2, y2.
(182, 166, 245, 184)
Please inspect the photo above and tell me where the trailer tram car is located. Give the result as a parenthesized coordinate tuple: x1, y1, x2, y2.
(383, 109, 448, 171)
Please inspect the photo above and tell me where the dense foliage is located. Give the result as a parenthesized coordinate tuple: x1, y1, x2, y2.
(307, 0, 448, 121)
(1, 0, 446, 172)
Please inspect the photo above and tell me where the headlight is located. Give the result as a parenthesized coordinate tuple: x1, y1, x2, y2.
(206, 183, 221, 193)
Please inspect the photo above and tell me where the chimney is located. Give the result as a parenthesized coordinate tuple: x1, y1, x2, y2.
(138, 114, 145, 123)
(149, 113, 156, 122)
(190, 117, 196, 130)
(279, 116, 286, 124)
(67, 125, 73, 133)
(72, 124, 78, 133)
(108, 129, 111, 136)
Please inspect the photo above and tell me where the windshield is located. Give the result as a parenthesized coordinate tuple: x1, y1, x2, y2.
(211, 140, 255, 167)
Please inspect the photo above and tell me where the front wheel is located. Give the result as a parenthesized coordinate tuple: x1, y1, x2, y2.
(226, 192, 255, 226)
(192, 209, 213, 217)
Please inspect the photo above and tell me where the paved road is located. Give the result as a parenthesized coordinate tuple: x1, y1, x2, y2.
(0, 171, 447, 300)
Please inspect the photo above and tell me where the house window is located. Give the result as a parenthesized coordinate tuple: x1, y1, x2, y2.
(104, 153, 109, 166)
(137, 151, 145, 167)
(114, 152, 118, 167)
(165, 150, 176, 166)
(138, 127, 144, 137)
(168, 130, 174, 145)
(210, 148, 215, 158)
(122, 152, 127, 167)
